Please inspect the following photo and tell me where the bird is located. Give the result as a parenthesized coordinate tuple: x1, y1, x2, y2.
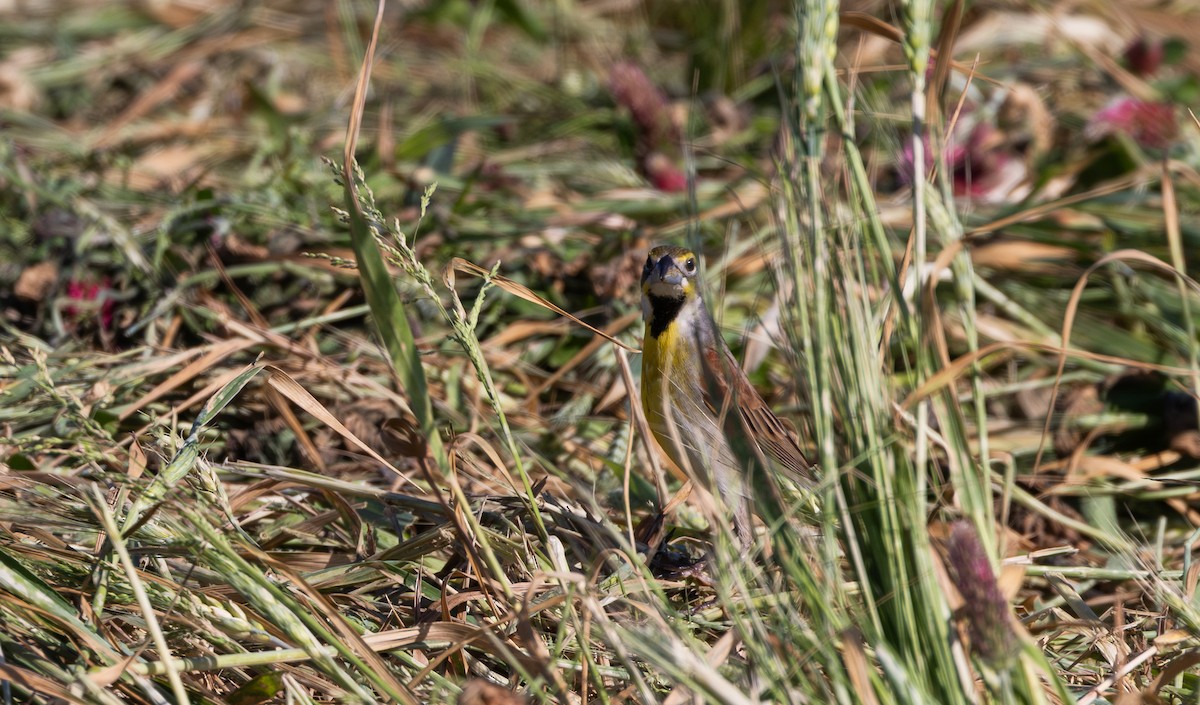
(639, 244, 814, 544)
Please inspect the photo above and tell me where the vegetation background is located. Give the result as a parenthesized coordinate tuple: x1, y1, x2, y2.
(2, 0, 1200, 703)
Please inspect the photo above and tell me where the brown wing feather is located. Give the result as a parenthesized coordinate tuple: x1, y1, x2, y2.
(699, 339, 815, 485)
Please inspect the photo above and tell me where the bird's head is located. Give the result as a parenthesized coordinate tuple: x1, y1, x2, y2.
(641, 245, 702, 336)
(641, 245, 699, 301)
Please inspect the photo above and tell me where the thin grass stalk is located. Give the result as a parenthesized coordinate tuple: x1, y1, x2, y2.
(793, 0, 837, 478)
(768, 209, 873, 705)
(898, 0, 935, 588)
(580, 600, 659, 703)
(815, 56, 913, 692)
(92, 363, 262, 616)
(895, 2, 983, 699)
(336, 178, 539, 597)
(88, 486, 188, 705)
(941, 213, 993, 536)
(786, 2, 898, 701)
(340, 163, 446, 470)
(374, 189, 550, 554)
(339, 0, 447, 479)
(1161, 162, 1200, 428)
(816, 56, 903, 656)
(182, 507, 385, 703)
(823, 71, 910, 331)
(842, 234, 957, 700)
(551, 585, 610, 705)
(711, 519, 795, 700)
(785, 90, 855, 704)
(927, 160, 996, 553)
(445, 261, 551, 547)
(127, 646, 376, 676)
(788, 0, 977, 699)
(4, 636, 121, 705)
(578, 532, 724, 697)
(754, 11, 888, 705)
(616, 621, 755, 705)
(335, 0, 365, 65)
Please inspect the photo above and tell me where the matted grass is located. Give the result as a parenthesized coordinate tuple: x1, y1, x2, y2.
(3, 0, 1200, 703)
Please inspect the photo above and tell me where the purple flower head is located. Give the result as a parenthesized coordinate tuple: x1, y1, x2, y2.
(1086, 97, 1177, 150)
(609, 62, 687, 192)
(1124, 37, 1164, 77)
(899, 122, 1014, 200)
(64, 278, 115, 331)
(945, 521, 1017, 671)
(609, 62, 678, 151)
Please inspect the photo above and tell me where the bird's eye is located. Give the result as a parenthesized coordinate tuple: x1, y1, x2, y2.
(643, 257, 653, 272)
(684, 258, 696, 273)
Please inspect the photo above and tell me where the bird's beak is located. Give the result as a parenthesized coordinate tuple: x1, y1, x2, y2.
(653, 255, 683, 286)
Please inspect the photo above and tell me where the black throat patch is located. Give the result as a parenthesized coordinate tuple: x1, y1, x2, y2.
(648, 294, 685, 338)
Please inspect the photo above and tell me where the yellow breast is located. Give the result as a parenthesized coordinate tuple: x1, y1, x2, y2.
(640, 321, 697, 463)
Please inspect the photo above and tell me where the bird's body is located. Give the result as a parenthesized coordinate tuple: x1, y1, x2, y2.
(639, 245, 813, 541)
